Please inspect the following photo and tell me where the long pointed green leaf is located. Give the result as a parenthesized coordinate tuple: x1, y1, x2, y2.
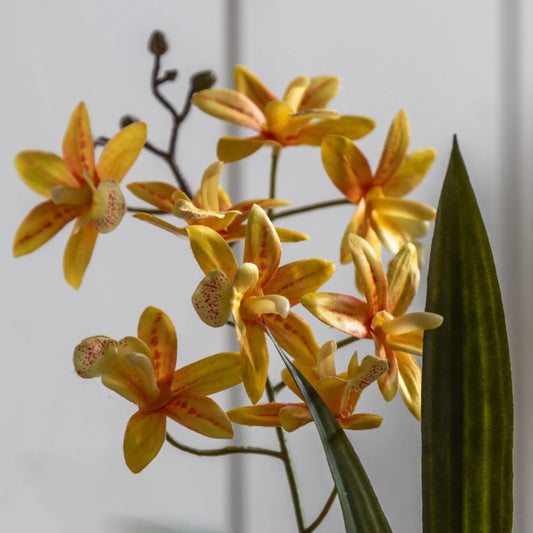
(422, 137, 513, 532)
(266, 328, 392, 533)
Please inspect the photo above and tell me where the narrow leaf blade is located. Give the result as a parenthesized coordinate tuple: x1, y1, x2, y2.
(422, 137, 513, 532)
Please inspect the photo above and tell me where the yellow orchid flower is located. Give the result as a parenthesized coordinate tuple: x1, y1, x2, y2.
(127, 161, 306, 243)
(228, 341, 385, 431)
(189, 204, 334, 404)
(321, 110, 437, 263)
(192, 65, 375, 162)
(301, 235, 443, 419)
(74, 306, 241, 473)
(13, 102, 147, 288)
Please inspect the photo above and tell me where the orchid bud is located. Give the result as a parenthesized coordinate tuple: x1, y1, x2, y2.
(149, 30, 168, 56)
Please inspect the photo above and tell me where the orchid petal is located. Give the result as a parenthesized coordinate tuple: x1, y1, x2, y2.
(173, 199, 240, 231)
(374, 109, 410, 185)
(369, 197, 436, 221)
(91, 179, 126, 233)
(132, 212, 187, 238)
(192, 89, 265, 132)
(73, 336, 118, 378)
(264, 100, 293, 138)
(377, 347, 398, 401)
(301, 292, 370, 338)
(370, 211, 430, 253)
(172, 352, 241, 395)
(232, 263, 259, 298)
(262, 258, 335, 306)
(387, 243, 419, 316)
(380, 312, 443, 336)
(234, 65, 277, 111)
(244, 204, 281, 286)
(315, 376, 350, 414)
(340, 202, 369, 264)
(192, 270, 233, 327)
(275, 227, 309, 242)
(217, 136, 268, 163)
(263, 312, 319, 366)
(188, 225, 238, 279)
(137, 306, 177, 387)
(298, 76, 340, 111)
(227, 403, 284, 427)
(299, 116, 375, 145)
(321, 135, 372, 203)
(97, 122, 146, 183)
(383, 148, 437, 197)
(317, 340, 337, 379)
(348, 355, 388, 392)
(199, 161, 224, 212)
(239, 320, 268, 404)
(63, 220, 98, 289)
(279, 404, 313, 431)
(244, 294, 290, 318)
(340, 414, 383, 430)
(348, 234, 387, 312)
(165, 394, 233, 439)
(282, 76, 310, 110)
(15, 151, 78, 196)
(396, 351, 421, 420)
(62, 102, 96, 183)
(13, 200, 80, 257)
(124, 411, 166, 473)
(127, 181, 177, 212)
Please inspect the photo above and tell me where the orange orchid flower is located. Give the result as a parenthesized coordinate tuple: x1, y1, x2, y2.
(189, 204, 334, 404)
(192, 65, 375, 162)
(302, 235, 443, 419)
(321, 110, 437, 263)
(74, 306, 242, 473)
(228, 340, 386, 432)
(127, 161, 306, 242)
(13, 102, 147, 288)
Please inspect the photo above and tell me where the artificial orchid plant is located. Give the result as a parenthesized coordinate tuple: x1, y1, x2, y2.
(12, 31, 513, 532)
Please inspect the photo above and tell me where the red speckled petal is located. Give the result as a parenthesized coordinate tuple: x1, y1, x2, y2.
(192, 270, 233, 327)
(137, 306, 177, 387)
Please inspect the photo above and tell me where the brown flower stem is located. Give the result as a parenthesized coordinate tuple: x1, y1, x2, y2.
(266, 378, 307, 532)
(126, 207, 167, 214)
(336, 335, 361, 349)
(270, 198, 351, 221)
(165, 432, 282, 459)
(267, 146, 281, 218)
(305, 487, 337, 533)
(272, 380, 286, 395)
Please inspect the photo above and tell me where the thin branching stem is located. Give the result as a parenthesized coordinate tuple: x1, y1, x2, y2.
(336, 336, 361, 349)
(165, 433, 282, 459)
(270, 198, 351, 221)
(305, 487, 338, 533)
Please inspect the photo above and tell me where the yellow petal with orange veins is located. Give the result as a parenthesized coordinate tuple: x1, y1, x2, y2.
(137, 306, 177, 386)
(263, 312, 319, 366)
(13, 200, 80, 257)
(97, 122, 146, 183)
(321, 135, 372, 203)
(387, 243, 419, 316)
(200, 161, 224, 212)
(298, 76, 340, 111)
(244, 294, 290, 318)
(234, 65, 277, 111)
(124, 411, 166, 473)
(262, 258, 335, 306)
(348, 234, 387, 312)
(264, 100, 292, 138)
(369, 197, 436, 221)
(377, 348, 399, 401)
(315, 376, 350, 415)
(127, 181, 177, 212)
(396, 350, 422, 420)
(63, 220, 98, 289)
(132, 212, 187, 237)
(301, 292, 370, 338)
(173, 199, 240, 232)
(370, 211, 429, 253)
(340, 413, 383, 430)
(244, 204, 281, 286)
(240, 321, 269, 404)
(317, 340, 337, 379)
(192, 270, 233, 327)
(348, 355, 388, 392)
(280, 404, 313, 431)
(62, 102, 96, 183)
(192, 89, 265, 131)
(164, 394, 233, 439)
(217, 136, 268, 163)
(383, 148, 437, 197)
(227, 403, 284, 427)
(73, 336, 118, 378)
(299, 116, 375, 145)
(15, 151, 79, 196)
(232, 197, 292, 215)
(188, 225, 238, 278)
(172, 352, 242, 395)
(282, 76, 310, 110)
(374, 109, 410, 185)
(340, 203, 369, 264)
(90, 179, 126, 233)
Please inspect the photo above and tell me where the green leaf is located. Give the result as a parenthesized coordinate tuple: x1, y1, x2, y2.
(422, 137, 513, 532)
(266, 328, 392, 533)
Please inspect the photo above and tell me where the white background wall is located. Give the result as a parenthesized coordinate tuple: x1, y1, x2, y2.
(1, 1, 531, 532)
